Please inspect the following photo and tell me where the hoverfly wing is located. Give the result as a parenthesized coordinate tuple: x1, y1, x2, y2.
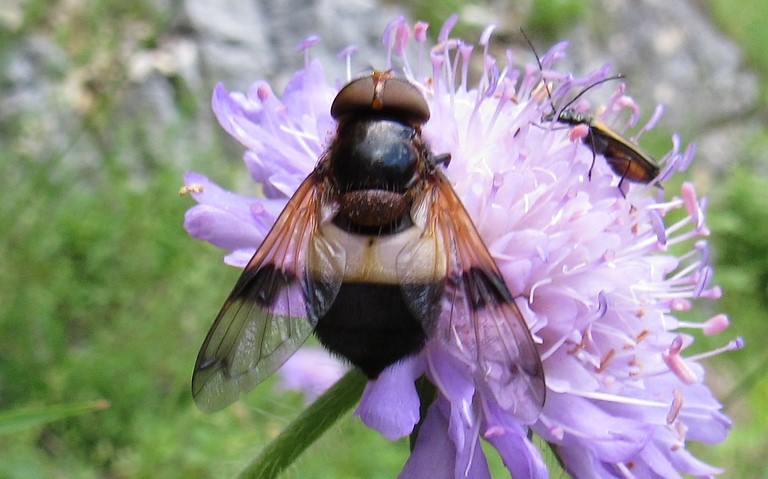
(399, 172, 545, 423)
(192, 173, 345, 412)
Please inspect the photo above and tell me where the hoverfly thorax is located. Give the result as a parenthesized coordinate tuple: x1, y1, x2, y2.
(329, 118, 421, 195)
(329, 72, 433, 232)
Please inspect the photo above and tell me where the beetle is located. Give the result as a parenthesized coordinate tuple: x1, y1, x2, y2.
(523, 30, 661, 187)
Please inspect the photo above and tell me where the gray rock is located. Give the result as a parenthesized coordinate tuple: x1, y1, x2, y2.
(693, 120, 765, 179)
(0, 0, 401, 178)
(0, 34, 103, 175)
(174, 0, 397, 92)
(561, 0, 759, 161)
(1, 0, 760, 180)
(117, 0, 400, 165)
(500, 0, 760, 178)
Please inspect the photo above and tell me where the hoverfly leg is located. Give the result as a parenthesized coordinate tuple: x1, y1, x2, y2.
(433, 152, 452, 168)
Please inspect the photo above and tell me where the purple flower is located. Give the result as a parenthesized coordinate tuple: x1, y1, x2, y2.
(275, 347, 347, 402)
(184, 15, 740, 479)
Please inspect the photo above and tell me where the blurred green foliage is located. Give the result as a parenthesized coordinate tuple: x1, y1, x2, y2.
(691, 164, 768, 477)
(526, 0, 586, 40)
(0, 0, 766, 477)
(408, 0, 585, 42)
(710, 167, 768, 349)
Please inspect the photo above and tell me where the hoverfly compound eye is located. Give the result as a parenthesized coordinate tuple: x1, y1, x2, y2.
(331, 72, 431, 126)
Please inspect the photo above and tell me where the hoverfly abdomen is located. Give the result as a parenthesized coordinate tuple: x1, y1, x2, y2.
(314, 280, 442, 378)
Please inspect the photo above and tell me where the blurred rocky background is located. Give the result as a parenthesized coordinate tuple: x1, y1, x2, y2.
(1, 0, 765, 476)
(2, 0, 761, 182)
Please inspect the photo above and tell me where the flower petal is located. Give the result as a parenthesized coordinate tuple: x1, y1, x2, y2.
(399, 399, 491, 479)
(354, 357, 423, 440)
(276, 347, 347, 402)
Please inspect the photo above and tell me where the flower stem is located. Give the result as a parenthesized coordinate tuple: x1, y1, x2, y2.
(237, 369, 367, 479)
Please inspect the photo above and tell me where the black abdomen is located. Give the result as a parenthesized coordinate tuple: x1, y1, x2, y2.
(314, 282, 437, 377)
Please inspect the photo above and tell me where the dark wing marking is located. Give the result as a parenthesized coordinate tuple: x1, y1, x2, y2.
(192, 173, 345, 412)
(399, 171, 545, 423)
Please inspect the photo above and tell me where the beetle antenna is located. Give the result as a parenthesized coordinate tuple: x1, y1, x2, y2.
(521, 29, 626, 115)
(520, 28, 556, 113)
(560, 74, 625, 112)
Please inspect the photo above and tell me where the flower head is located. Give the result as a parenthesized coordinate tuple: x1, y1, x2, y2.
(184, 15, 738, 478)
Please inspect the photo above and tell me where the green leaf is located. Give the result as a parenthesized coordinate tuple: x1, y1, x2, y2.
(237, 369, 367, 479)
(0, 399, 110, 435)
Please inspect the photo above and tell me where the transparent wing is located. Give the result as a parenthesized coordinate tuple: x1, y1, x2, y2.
(192, 173, 344, 412)
(399, 171, 545, 423)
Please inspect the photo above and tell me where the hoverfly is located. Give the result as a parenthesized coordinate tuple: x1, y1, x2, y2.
(192, 71, 545, 422)
(523, 32, 661, 187)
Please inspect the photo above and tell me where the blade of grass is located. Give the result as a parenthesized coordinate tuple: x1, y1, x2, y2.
(0, 399, 110, 435)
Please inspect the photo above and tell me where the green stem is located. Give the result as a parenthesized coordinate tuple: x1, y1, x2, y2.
(237, 369, 367, 479)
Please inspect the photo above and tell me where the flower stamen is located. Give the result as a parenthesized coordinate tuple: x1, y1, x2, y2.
(666, 388, 684, 424)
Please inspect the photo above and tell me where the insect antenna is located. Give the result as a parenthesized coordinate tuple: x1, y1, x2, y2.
(520, 28, 625, 115)
(560, 74, 626, 113)
(520, 28, 556, 114)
